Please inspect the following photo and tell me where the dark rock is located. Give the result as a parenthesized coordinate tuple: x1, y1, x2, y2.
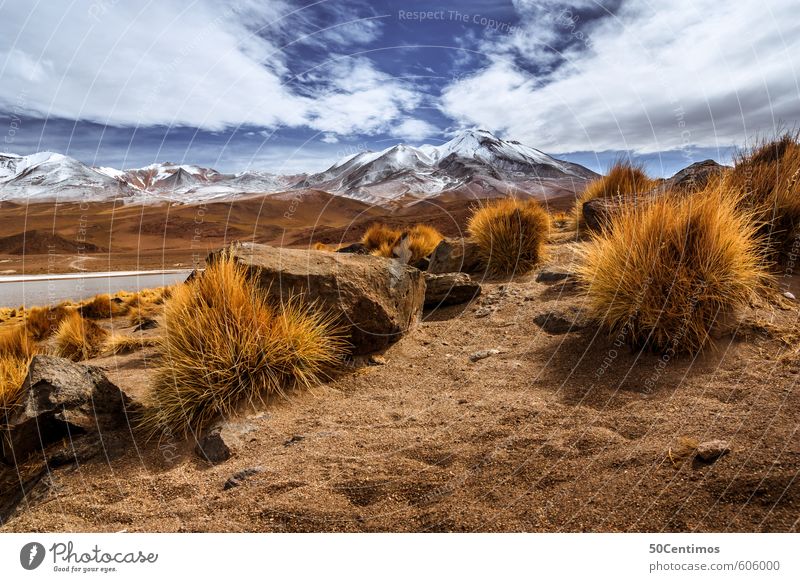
(696, 440, 730, 462)
(195, 419, 257, 464)
(212, 243, 426, 354)
(223, 466, 264, 490)
(533, 308, 589, 334)
(666, 160, 727, 191)
(133, 318, 158, 331)
(424, 272, 481, 307)
(535, 269, 576, 283)
(284, 434, 305, 447)
(336, 242, 369, 255)
(428, 238, 484, 275)
(1, 356, 132, 465)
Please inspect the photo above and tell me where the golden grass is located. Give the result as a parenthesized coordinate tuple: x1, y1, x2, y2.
(0, 325, 38, 416)
(723, 132, 800, 261)
(24, 303, 74, 340)
(103, 334, 160, 355)
(312, 242, 337, 252)
(78, 293, 129, 319)
(128, 304, 161, 328)
(405, 224, 444, 264)
(362, 223, 402, 251)
(467, 198, 550, 275)
(53, 311, 109, 361)
(575, 161, 658, 231)
(140, 253, 348, 437)
(577, 184, 769, 354)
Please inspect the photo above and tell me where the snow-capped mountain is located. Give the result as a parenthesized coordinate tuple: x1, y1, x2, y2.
(0, 130, 597, 205)
(300, 129, 598, 204)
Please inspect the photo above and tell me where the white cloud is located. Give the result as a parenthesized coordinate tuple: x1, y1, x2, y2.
(390, 119, 438, 141)
(0, 0, 422, 137)
(321, 133, 339, 143)
(440, 0, 800, 153)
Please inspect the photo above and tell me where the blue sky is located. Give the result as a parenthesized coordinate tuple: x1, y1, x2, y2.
(0, 0, 797, 176)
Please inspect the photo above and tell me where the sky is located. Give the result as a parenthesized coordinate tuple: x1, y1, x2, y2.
(0, 0, 798, 176)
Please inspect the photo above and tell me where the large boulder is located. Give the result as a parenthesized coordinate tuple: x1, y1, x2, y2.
(424, 272, 481, 307)
(213, 243, 426, 354)
(428, 238, 484, 275)
(1, 355, 133, 464)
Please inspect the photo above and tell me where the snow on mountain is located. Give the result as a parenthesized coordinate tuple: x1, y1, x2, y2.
(0, 130, 597, 205)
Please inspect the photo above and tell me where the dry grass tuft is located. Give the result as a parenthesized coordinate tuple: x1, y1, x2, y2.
(140, 253, 347, 437)
(79, 293, 129, 319)
(24, 303, 74, 340)
(53, 311, 109, 361)
(362, 223, 402, 252)
(467, 198, 550, 275)
(312, 242, 337, 252)
(103, 333, 160, 355)
(405, 224, 444, 264)
(0, 325, 38, 415)
(577, 185, 769, 354)
(128, 304, 161, 328)
(575, 161, 658, 231)
(723, 132, 800, 261)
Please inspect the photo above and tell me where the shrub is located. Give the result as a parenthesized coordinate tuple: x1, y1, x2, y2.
(53, 311, 109, 361)
(362, 223, 402, 251)
(723, 132, 800, 261)
(79, 293, 129, 319)
(0, 325, 38, 415)
(405, 224, 444, 264)
(575, 161, 657, 231)
(128, 304, 161, 328)
(140, 253, 347, 437)
(467, 198, 550, 275)
(577, 185, 768, 354)
(24, 303, 74, 340)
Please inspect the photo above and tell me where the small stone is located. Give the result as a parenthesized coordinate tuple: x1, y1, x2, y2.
(474, 307, 493, 318)
(195, 419, 257, 464)
(284, 434, 305, 446)
(535, 269, 575, 283)
(695, 440, 730, 462)
(223, 466, 264, 490)
(469, 348, 500, 362)
(368, 355, 387, 366)
(783, 291, 796, 301)
(456, 399, 468, 405)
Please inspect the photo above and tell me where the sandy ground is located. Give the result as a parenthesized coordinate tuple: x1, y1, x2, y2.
(2, 232, 799, 532)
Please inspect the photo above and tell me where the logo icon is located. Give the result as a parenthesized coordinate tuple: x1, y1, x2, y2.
(20, 542, 46, 570)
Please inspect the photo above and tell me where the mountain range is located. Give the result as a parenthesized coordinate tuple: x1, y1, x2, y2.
(0, 129, 598, 206)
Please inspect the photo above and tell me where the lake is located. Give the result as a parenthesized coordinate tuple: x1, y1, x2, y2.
(0, 270, 192, 307)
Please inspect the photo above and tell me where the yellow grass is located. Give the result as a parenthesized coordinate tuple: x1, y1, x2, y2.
(575, 161, 657, 231)
(140, 253, 347, 437)
(0, 325, 38, 416)
(577, 184, 769, 354)
(79, 293, 129, 319)
(362, 223, 402, 252)
(53, 311, 109, 361)
(24, 303, 74, 340)
(103, 334, 160, 355)
(405, 224, 444, 264)
(467, 198, 550, 275)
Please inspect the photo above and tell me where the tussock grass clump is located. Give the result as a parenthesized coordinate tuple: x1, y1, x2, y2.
(0, 325, 38, 415)
(577, 186, 768, 354)
(405, 224, 444, 264)
(467, 198, 550, 275)
(79, 293, 129, 319)
(575, 161, 657, 231)
(128, 304, 161, 328)
(723, 132, 800, 261)
(53, 311, 109, 361)
(24, 303, 74, 340)
(103, 334, 159, 355)
(141, 254, 347, 437)
(362, 223, 402, 252)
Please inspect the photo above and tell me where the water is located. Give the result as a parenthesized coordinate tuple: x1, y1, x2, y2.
(0, 270, 192, 308)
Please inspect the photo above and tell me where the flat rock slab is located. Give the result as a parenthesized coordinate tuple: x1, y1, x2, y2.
(428, 238, 484, 275)
(215, 243, 426, 354)
(424, 272, 481, 307)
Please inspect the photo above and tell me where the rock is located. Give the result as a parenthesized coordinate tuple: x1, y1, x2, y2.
(533, 308, 589, 334)
(428, 238, 484, 275)
(336, 242, 369, 255)
(133, 318, 158, 331)
(368, 355, 387, 366)
(424, 272, 481, 307)
(284, 434, 305, 446)
(223, 467, 263, 490)
(474, 306, 494, 318)
(469, 348, 500, 362)
(213, 243, 426, 354)
(695, 440, 730, 462)
(666, 160, 727, 191)
(1, 355, 132, 464)
(195, 419, 257, 464)
(535, 269, 576, 283)
(783, 291, 796, 301)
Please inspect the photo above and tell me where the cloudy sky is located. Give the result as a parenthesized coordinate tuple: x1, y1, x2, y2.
(0, 0, 798, 175)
